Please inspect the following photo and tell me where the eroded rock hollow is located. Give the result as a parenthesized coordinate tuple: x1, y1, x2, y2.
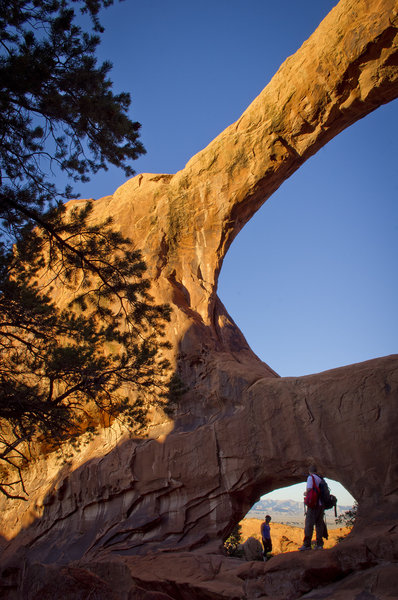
(1, 0, 398, 597)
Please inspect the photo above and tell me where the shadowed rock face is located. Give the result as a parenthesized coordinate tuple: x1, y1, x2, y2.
(1, 0, 398, 597)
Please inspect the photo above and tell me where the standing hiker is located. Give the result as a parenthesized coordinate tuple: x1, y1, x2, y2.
(261, 514, 272, 560)
(299, 464, 327, 550)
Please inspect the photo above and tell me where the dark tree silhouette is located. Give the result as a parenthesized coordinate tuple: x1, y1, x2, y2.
(0, 0, 174, 499)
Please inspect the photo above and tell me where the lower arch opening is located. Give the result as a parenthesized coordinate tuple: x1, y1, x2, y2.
(224, 479, 357, 559)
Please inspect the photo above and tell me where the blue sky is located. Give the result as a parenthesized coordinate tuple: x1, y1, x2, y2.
(76, 1, 396, 505)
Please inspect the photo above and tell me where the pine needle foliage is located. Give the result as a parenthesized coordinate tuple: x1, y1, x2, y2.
(0, 0, 175, 500)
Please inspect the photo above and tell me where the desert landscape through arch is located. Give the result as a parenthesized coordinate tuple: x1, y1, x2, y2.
(1, 0, 398, 597)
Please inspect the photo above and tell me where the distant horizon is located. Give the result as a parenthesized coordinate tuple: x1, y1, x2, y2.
(262, 479, 355, 506)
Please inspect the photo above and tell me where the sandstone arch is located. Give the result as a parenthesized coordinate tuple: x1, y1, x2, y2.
(1, 0, 398, 597)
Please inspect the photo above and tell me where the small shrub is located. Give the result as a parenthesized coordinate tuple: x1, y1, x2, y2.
(224, 524, 243, 557)
(335, 502, 358, 542)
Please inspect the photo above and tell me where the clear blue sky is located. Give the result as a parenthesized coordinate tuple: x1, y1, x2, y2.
(76, 1, 396, 505)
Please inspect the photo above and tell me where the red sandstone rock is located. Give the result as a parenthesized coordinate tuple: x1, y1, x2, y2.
(12, 547, 398, 600)
(1, 0, 398, 598)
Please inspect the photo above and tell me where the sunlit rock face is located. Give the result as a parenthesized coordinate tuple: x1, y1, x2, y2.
(1, 0, 398, 597)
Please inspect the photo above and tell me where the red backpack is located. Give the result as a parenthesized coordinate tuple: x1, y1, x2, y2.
(304, 475, 320, 508)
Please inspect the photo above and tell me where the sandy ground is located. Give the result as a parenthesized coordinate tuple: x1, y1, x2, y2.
(240, 518, 351, 554)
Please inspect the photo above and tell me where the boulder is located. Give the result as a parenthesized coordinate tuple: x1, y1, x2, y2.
(242, 537, 264, 562)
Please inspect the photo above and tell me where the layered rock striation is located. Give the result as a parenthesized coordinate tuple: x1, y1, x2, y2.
(1, 0, 398, 597)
